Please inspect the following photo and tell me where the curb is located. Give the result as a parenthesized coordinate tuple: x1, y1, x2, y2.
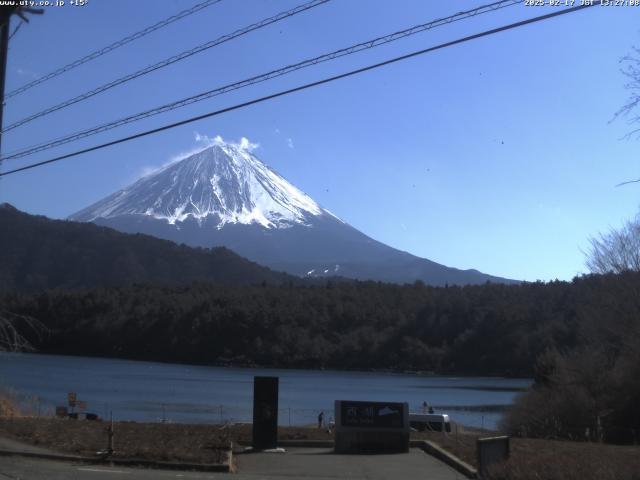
(0, 448, 232, 473)
(0, 449, 85, 463)
(236, 440, 335, 449)
(411, 440, 477, 479)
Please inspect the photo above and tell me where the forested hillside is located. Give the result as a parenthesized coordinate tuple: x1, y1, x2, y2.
(3, 271, 639, 377)
(0, 203, 293, 290)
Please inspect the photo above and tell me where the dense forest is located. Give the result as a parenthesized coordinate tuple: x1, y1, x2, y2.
(3, 271, 638, 377)
(0, 203, 294, 290)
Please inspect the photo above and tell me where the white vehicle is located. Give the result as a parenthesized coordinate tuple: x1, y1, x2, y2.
(409, 413, 451, 432)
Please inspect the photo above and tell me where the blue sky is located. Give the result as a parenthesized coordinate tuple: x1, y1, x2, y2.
(0, 0, 638, 282)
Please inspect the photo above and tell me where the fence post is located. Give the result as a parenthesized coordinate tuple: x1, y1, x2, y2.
(455, 423, 459, 457)
(107, 411, 114, 456)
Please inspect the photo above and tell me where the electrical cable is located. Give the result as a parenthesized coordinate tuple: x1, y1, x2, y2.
(8, 20, 22, 41)
(4, 0, 224, 100)
(1, 0, 330, 132)
(1, 0, 521, 162)
(0, 3, 596, 178)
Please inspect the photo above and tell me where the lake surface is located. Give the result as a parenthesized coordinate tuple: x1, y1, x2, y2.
(0, 352, 531, 429)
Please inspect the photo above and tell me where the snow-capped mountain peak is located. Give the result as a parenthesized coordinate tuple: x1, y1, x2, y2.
(70, 138, 338, 229)
(69, 136, 517, 286)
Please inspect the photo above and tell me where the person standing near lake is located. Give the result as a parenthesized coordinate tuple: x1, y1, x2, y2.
(318, 411, 324, 429)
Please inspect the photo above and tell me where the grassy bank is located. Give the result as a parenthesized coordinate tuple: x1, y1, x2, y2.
(413, 428, 640, 480)
(488, 438, 640, 480)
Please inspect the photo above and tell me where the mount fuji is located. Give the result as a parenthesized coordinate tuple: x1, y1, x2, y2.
(70, 138, 515, 285)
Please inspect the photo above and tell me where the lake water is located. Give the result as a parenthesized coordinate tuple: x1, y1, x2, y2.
(0, 352, 531, 429)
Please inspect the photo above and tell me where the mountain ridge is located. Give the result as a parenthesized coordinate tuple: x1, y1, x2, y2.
(70, 139, 519, 286)
(0, 203, 296, 291)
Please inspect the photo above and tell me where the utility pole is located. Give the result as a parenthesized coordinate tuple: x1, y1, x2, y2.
(0, 9, 11, 157)
(0, 6, 43, 158)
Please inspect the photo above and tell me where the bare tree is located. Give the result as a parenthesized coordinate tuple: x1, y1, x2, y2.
(614, 47, 640, 138)
(586, 214, 640, 274)
(585, 48, 640, 272)
(0, 310, 45, 352)
(612, 47, 640, 187)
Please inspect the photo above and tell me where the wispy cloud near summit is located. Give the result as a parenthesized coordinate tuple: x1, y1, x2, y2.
(134, 134, 261, 181)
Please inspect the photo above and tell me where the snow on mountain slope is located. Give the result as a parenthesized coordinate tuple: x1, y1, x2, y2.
(70, 136, 518, 286)
(71, 138, 336, 229)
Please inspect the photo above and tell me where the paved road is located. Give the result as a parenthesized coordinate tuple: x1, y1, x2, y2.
(235, 447, 461, 479)
(0, 455, 222, 480)
(0, 447, 463, 479)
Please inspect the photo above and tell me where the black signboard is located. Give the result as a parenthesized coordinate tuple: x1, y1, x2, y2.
(340, 400, 405, 429)
(252, 376, 279, 450)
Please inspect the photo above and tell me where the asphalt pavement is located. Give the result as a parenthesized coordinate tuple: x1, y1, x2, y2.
(235, 447, 462, 480)
(0, 455, 222, 479)
(0, 441, 464, 480)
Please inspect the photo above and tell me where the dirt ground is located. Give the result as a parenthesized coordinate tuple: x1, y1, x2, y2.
(1, 417, 639, 478)
(0, 417, 332, 464)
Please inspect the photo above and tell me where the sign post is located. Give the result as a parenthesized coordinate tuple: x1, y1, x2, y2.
(252, 376, 279, 451)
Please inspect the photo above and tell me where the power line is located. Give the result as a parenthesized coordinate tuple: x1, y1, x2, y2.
(1, 0, 522, 162)
(4, 0, 224, 100)
(0, 3, 596, 178)
(1, 0, 330, 133)
(8, 20, 22, 41)
(0, 13, 9, 158)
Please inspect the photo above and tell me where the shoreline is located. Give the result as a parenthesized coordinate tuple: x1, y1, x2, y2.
(1, 351, 529, 430)
(0, 350, 534, 381)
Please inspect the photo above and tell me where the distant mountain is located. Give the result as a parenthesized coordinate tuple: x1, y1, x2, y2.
(0, 203, 294, 291)
(70, 139, 517, 286)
